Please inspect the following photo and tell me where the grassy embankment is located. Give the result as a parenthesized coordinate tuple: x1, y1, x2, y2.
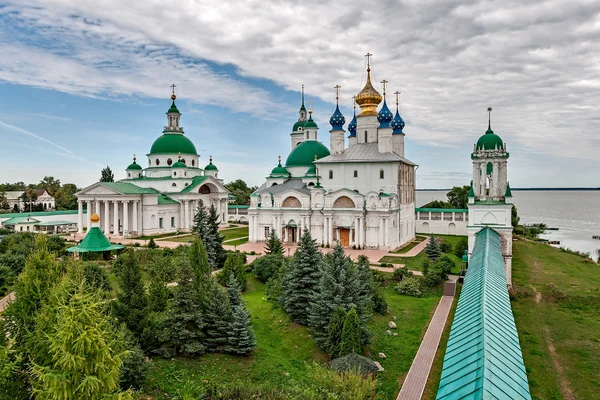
(162, 226, 249, 244)
(143, 274, 442, 399)
(510, 239, 600, 400)
(390, 235, 427, 254)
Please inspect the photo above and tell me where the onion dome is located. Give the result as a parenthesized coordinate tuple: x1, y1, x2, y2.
(355, 62, 382, 117)
(292, 120, 306, 132)
(270, 156, 290, 177)
(167, 100, 180, 114)
(204, 155, 218, 171)
(127, 155, 142, 170)
(348, 110, 357, 137)
(150, 134, 197, 155)
(391, 110, 405, 134)
(475, 108, 504, 151)
(377, 100, 393, 128)
(329, 105, 345, 130)
(172, 153, 186, 168)
(286, 140, 330, 167)
(304, 111, 318, 129)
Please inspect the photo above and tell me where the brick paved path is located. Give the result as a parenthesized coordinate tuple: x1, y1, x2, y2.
(396, 294, 454, 400)
(0, 292, 15, 313)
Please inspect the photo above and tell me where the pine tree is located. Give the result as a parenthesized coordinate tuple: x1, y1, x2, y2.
(203, 280, 232, 352)
(30, 270, 132, 399)
(193, 205, 226, 269)
(309, 245, 368, 349)
(112, 250, 148, 339)
(265, 230, 284, 256)
(281, 229, 323, 325)
(425, 236, 441, 261)
(100, 166, 115, 182)
(225, 275, 255, 356)
(325, 307, 346, 359)
(339, 308, 361, 357)
(158, 258, 205, 357)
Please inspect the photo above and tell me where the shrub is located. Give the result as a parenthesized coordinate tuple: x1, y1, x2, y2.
(453, 237, 468, 258)
(370, 270, 386, 284)
(253, 254, 285, 283)
(372, 286, 388, 315)
(133, 242, 140, 247)
(147, 238, 158, 249)
(439, 239, 452, 254)
(395, 276, 422, 297)
(120, 340, 148, 391)
(217, 253, 246, 291)
(392, 267, 412, 282)
(435, 255, 455, 276)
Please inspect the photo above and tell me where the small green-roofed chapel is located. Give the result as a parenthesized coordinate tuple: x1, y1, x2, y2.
(67, 213, 124, 256)
(75, 85, 230, 238)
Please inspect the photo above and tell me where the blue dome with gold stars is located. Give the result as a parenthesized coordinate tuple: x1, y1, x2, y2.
(347, 111, 357, 137)
(391, 110, 405, 134)
(377, 100, 393, 128)
(329, 105, 345, 130)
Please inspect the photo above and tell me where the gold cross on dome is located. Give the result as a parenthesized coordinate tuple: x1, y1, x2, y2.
(352, 95, 356, 110)
(170, 83, 176, 95)
(394, 91, 401, 106)
(365, 52, 372, 69)
(334, 85, 341, 101)
(381, 80, 388, 96)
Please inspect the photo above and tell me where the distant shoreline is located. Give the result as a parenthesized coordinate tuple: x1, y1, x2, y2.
(417, 188, 600, 191)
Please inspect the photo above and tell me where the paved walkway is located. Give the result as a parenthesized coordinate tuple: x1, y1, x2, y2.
(385, 237, 429, 257)
(0, 292, 15, 313)
(396, 293, 455, 400)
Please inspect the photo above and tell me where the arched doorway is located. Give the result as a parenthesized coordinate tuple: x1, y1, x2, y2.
(448, 223, 456, 235)
(421, 222, 430, 234)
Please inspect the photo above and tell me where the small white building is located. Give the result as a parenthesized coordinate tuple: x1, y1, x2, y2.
(249, 60, 417, 249)
(5, 189, 55, 211)
(467, 109, 514, 285)
(75, 92, 229, 237)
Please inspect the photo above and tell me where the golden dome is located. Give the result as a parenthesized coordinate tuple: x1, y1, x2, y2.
(355, 67, 382, 117)
(90, 213, 100, 223)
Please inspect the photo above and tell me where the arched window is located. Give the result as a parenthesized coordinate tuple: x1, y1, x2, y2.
(333, 196, 355, 208)
(329, 170, 333, 179)
(128, 173, 130, 178)
(192, 159, 195, 166)
(167, 158, 172, 166)
(172, 183, 176, 187)
(282, 196, 301, 207)
(199, 185, 211, 194)
(380, 169, 385, 179)
(306, 132, 309, 139)
(155, 158, 160, 166)
(174, 172, 177, 176)
(308, 182, 315, 187)
(184, 172, 187, 176)
(271, 182, 278, 186)
(353, 170, 358, 178)
(364, 131, 368, 143)
(181, 158, 186, 164)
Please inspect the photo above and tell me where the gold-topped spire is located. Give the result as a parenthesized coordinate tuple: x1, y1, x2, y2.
(170, 83, 177, 100)
(178, 152, 181, 159)
(334, 85, 341, 105)
(355, 53, 382, 117)
(308, 100, 313, 115)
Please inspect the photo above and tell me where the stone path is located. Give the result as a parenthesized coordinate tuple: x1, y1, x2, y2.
(0, 292, 15, 313)
(396, 293, 455, 400)
(386, 237, 429, 258)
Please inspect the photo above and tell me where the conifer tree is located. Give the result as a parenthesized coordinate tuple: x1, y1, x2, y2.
(425, 236, 441, 261)
(355, 255, 373, 313)
(158, 258, 205, 357)
(309, 245, 368, 348)
(193, 205, 226, 269)
(265, 230, 284, 256)
(112, 250, 148, 339)
(225, 275, 256, 356)
(31, 270, 132, 399)
(339, 308, 361, 357)
(325, 307, 346, 359)
(218, 252, 246, 291)
(203, 280, 232, 352)
(281, 229, 323, 325)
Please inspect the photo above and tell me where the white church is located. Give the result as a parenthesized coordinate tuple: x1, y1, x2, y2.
(75, 91, 229, 237)
(248, 58, 417, 249)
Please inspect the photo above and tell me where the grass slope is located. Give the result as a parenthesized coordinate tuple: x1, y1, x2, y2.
(221, 226, 249, 241)
(511, 239, 600, 400)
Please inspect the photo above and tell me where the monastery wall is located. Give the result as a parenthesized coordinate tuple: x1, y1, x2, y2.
(415, 208, 468, 236)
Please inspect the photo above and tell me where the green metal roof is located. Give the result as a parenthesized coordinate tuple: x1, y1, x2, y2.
(2, 216, 41, 226)
(285, 140, 330, 167)
(0, 210, 83, 219)
(468, 181, 475, 198)
(227, 205, 249, 209)
(304, 114, 318, 129)
(35, 220, 77, 226)
(149, 133, 197, 155)
(415, 208, 468, 213)
(475, 121, 504, 151)
(101, 182, 159, 195)
(157, 194, 179, 205)
(505, 182, 513, 198)
(292, 120, 306, 132)
(180, 175, 210, 193)
(436, 227, 531, 400)
(172, 160, 187, 168)
(167, 100, 180, 114)
(66, 227, 124, 253)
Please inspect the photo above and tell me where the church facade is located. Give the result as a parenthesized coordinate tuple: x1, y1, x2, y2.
(467, 109, 514, 285)
(75, 92, 229, 237)
(248, 60, 417, 249)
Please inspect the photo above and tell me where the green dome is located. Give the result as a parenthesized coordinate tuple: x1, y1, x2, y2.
(172, 160, 186, 168)
(167, 100, 180, 114)
(476, 126, 504, 151)
(127, 160, 142, 170)
(292, 120, 306, 131)
(150, 133, 197, 155)
(271, 163, 289, 176)
(304, 115, 318, 129)
(286, 140, 330, 167)
(205, 162, 218, 171)
(305, 164, 317, 176)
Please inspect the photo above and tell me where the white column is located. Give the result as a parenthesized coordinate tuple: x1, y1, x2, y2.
(187, 200, 193, 229)
(113, 200, 119, 235)
(104, 201, 110, 233)
(133, 200, 138, 234)
(328, 216, 334, 246)
(323, 217, 328, 245)
(138, 200, 143, 234)
(123, 201, 129, 237)
(249, 215, 254, 241)
(77, 201, 83, 233)
(354, 218, 359, 247)
(359, 217, 364, 248)
(94, 200, 100, 216)
(384, 217, 389, 247)
(182, 200, 187, 230)
(86, 200, 92, 230)
(299, 217, 303, 236)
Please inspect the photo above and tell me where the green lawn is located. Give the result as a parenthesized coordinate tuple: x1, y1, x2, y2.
(161, 234, 195, 243)
(143, 273, 443, 399)
(390, 235, 428, 254)
(133, 232, 183, 240)
(220, 226, 249, 241)
(225, 237, 249, 247)
(511, 239, 600, 400)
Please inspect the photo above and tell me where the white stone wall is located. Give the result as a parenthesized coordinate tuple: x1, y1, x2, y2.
(415, 210, 468, 236)
(316, 161, 399, 195)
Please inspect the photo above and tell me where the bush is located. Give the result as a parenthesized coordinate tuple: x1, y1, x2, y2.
(253, 254, 285, 283)
(435, 255, 455, 276)
(120, 340, 148, 391)
(372, 286, 388, 315)
(453, 237, 468, 258)
(370, 270, 386, 284)
(395, 276, 422, 297)
(217, 253, 246, 291)
(439, 239, 452, 254)
(147, 238, 158, 249)
(392, 267, 412, 282)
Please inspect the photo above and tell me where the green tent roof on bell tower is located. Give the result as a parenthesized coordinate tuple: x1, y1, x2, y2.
(505, 182, 513, 198)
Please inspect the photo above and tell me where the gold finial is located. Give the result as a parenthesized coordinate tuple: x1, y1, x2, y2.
(90, 212, 100, 223)
(178, 152, 181, 159)
(308, 100, 313, 115)
(170, 83, 177, 100)
(381, 80, 388, 97)
(334, 85, 341, 105)
(133, 154, 136, 162)
(365, 52, 372, 72)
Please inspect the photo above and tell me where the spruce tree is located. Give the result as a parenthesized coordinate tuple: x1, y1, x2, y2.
(325, 307, 346, 359)
(425, 236, 441, 261)
(112, 250, 148, 339)
(265, 230, 284, 256)
(355, 255, 373, 314)
(158, 258, 205, 357)
(225, 275, 256, 355)
(100, 166, 115, 182)
(193, 205, 226, 269)
(31, 270, 132, 399)
(203, 280, 232, 352)
(281, 229, 323, 325)
(339, 308, 361, 357)
(309, 245, 368, 349)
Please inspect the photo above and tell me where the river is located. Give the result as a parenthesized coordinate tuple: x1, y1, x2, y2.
(416, 190, 600, 261)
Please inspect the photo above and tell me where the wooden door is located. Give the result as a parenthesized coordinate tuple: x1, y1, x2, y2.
(340, 228, 350, 247)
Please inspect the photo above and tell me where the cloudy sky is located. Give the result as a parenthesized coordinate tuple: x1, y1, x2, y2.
(0, 0, 599, 189)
